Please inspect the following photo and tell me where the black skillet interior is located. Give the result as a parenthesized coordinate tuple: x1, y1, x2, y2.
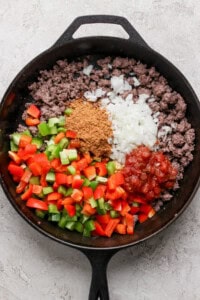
(1, 15, 200, 252)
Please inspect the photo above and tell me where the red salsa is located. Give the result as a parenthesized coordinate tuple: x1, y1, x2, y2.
(122, 146, 177, 201)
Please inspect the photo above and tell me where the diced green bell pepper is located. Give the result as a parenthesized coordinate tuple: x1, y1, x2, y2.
(58, 116, 65, 126)
(97, 198, 106, 215)
(38, 122, 50, 136)
(64, 108, 73, 116)
(79, 214, 90, 224)
(89, 197, 97, 208)
(35, 209, 46, 219)
(59, 149, 70, 165)
(49, 126, 58, 135)
(46, 171, 55, 182)
(10, 140, 18, 152)
(48, 204, 59, 214)
(67, 165, 76, 175)
(89, 181, 98, 190)
(59, 137, 69, 149)
(48, 117, 59, 128)
(65, 149, 77, 162)
(65, 187, 73, 196)
(106, 161, 116, 175)
(96, 176, 108, 183)
(12, 133, 21, 145)
(74, 222, 83, 233)
(32, 137, 43, 149)
(29, 176, 40, 185)
(42, 186, 54, 195)
(83, 228, 91, 237)
(48, 213, 61, 222)
(83, 178, 91, 187)
(110, 210, 119, 218)
(58, 185, 68, 196)
(75, 204, 82, 212)
(84, 220, 95, 231)
(65, 221, 76, 231)
(58, 215, 68, 228)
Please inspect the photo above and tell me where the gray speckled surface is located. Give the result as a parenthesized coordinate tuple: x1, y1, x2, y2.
(0, 1, 200, 299)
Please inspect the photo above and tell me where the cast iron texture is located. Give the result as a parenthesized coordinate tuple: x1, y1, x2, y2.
(0, 15, 200, 300)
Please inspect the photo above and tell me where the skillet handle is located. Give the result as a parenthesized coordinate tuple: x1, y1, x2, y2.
(82, 249, 118, 300)
(53, 15, 149, 48)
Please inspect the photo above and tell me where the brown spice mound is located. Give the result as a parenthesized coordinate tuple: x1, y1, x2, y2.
(66, 99, 113, 157)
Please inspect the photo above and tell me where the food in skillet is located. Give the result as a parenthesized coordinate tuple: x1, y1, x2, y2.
(7, 56, 195, 237)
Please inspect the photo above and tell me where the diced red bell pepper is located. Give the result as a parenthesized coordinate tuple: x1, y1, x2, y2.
(13, 175, 21, 182)
(8, 163, 24, 178)
(29, 162, 42, 176)
(81, 203, 96, 216)
(125, 213, 134, 234)
(56, 173, 68, 185)
(76, 158, 88, 171)
(93, 221, 106, 236)
(140, 204, 153, 215)
(21, 184, 33, 200)
(8, 151, 21, 165)
(138, 213, 148, 223)
(72, 175, 84, 189)
(130, 206, 140, 214)
(148, 208, 156, 218)
(24, 144, 37, 154)
(96, 213, 111, 225)
(115, 224, 126, 235)
(83, 166, 96, 180)
(62, 197, 74, 205)
(107, 172, 124, 190)
(82, 186, 93, 200)
(106, 186, 126, 201)
(40, 174, 48, 187)
(65, 204, 76, 217)
(83, 152, 92, 164)
(68, 139, 81, 149)
(32, 184, 43, 195)
(51, 158, 61, 171)
(104, 218, 120, 237)
(120, 201, 131, 216)
(95, 162, 107, 176)
(26, 198, 48, 211)
(66, 175, 73, 185)
(19, 135, 32, 148)
(94, 184, 106, 200)
(129, 195, 146, 204)
(17, 147, 36, 161)
(21, 169, 32, 183)
(16, 180, 27, 194)
(27, 104, 41, 119)
(29, 153, 51, 174)
(57, 199, 63, 211)
(25, 117, 40, 126)
(71, 189, 83, 202)
(47, 192, 62, 201)
(66, 130, 77, 139)
(111, 199, 122, 212)
(53, 181, 59, 190)
(54, 132, 65, 144)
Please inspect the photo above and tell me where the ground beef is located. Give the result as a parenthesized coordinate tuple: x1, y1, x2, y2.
(26, 55, 195, 210)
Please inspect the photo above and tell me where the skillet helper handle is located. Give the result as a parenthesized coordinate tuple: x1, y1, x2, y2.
(83, 249, 117, 300)
(53, 15, 149, 48)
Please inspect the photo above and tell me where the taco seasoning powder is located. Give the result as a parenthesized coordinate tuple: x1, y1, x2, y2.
(66, 99, 113, 158)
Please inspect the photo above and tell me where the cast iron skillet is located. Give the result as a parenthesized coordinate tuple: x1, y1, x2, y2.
(0, 15, 200, 300)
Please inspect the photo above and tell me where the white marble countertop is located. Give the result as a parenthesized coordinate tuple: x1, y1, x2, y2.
(0, 1, 200, 299)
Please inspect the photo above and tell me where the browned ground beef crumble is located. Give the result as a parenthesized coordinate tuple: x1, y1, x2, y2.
(17, 56, 195, 211)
